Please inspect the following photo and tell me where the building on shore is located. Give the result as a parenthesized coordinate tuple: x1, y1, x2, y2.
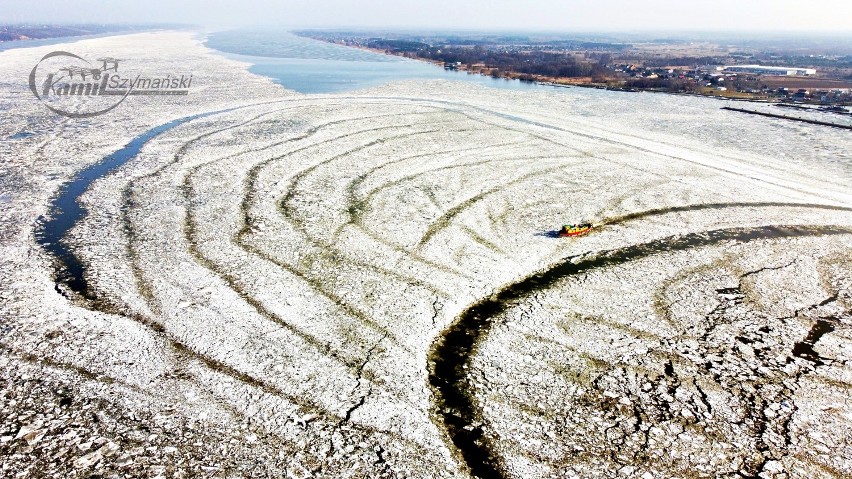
(717, 65, 817, 76)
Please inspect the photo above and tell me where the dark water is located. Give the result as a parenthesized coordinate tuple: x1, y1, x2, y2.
(604, 202, 852, 225)
(206, 30, 550, 94)
(35, 112, 219, 297)
(428, 224, 852, 479)
(7, 131, 34, 140)
(792, 319, 835, 365)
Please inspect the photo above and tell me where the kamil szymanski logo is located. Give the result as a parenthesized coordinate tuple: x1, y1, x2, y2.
(29, 51, 193, 118)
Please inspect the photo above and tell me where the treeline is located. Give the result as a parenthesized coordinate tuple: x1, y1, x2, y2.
(642, 56, 724, 67)
(757, 55, 852, 69)
(623, 78, 700, 92)
(356, 38, 611, 79)
(0, 24, 173, 42)
(0, 25, 98, 41)
(366, 39, 429, 52)
(419, 46, 610, 78)
(624, 75, 763, 93)
(530, 41, 630, 51)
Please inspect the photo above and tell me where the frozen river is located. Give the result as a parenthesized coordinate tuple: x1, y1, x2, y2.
(2, 30, 852, 479)
(206, 29, 551, 93)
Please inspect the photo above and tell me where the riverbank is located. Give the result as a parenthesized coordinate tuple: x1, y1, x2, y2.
(298, 33, 852, 107)
(204, 30, 553, 94)
(302, 35, 601, 87)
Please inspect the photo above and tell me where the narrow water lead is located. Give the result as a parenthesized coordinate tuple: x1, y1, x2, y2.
(792, 318, 836, 365)
(35, 111, 219, 297)
(429, 224, 852, 479)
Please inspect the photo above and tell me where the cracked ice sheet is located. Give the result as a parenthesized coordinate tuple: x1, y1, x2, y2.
(0, 32, 288, 400)
(474, 235, 852, 478)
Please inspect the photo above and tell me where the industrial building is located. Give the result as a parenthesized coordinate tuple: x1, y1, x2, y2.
(717, 65, 817, 76)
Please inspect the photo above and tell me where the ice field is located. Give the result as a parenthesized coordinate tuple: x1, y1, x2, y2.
(1, 32, 852, 478)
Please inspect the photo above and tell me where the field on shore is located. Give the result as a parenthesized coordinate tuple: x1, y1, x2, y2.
(759, 76, 852, 90)
(2, 31, 852, 479)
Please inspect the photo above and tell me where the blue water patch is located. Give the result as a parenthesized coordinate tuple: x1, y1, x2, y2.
(8, 131, 35, 140)
(206, 30, 549, 94)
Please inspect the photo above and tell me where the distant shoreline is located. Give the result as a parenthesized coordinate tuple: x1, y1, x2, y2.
(300, 36, 599, 87)
(296, 33, 852, 109)
(299, 35, 759, 102)
(296, 34, 736, 97)
(0, 28, 173, 53)
(301, 34, 852, 129)
(0, 24, 185, 44)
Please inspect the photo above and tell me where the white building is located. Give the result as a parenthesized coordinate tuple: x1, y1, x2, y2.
(717, 65, 817, 76)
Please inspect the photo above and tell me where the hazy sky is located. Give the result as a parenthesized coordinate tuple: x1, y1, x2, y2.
(3, 0, 852, 32)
